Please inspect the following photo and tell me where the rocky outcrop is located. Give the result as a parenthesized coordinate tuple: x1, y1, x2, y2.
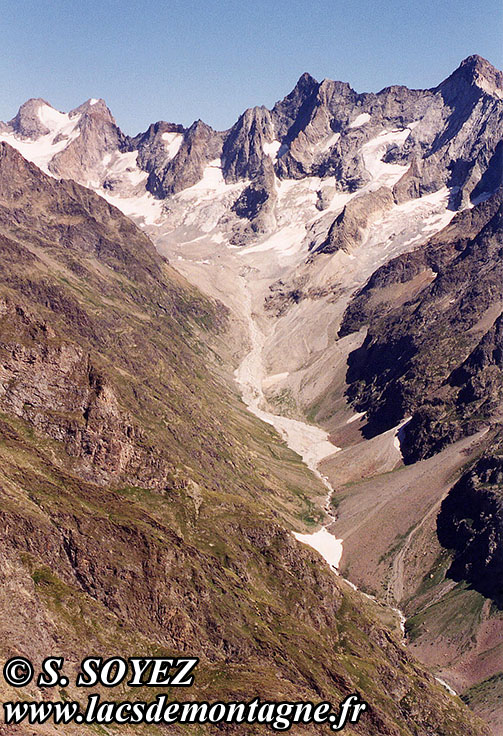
(390, 56, 503, 207)
(341, 189, 503, 445)
(437, 438, 503, 604)
(130, 120, 185, 176)
(222, 105, 275, 182)
(48, 99, 127, 181)
(271, 72, 320, 140)
(402, 313, 503, 462)
(340, 191, 503, 335)
(144, 119, 223, 196)
(218, 106, 281, 244)
(273, 77, 435, 186)
(314, 186, 394, 254)
(0, 297, 170, 487)
(229, 157, 277, 244)
(8, 97, 55, 138)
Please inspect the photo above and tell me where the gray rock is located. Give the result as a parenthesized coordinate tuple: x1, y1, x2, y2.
(141, 119, 223, 197)
(315, 186, 394, 254)
(222, 106, 275, 183)
(8, 98, 54, 138)
(229, 158, 277, 245)
(48, 99, 127, 181)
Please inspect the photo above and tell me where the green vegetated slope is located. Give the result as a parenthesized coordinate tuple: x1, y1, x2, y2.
(0, 142, 488, 735)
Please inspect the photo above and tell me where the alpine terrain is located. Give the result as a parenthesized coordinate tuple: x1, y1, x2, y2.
(0, 54, 502, 734)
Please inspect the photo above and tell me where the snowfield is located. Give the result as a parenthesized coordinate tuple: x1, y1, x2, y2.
(0, 103, 81, 174)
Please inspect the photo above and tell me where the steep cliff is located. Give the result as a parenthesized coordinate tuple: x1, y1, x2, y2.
(341, 189, 503, 456)
(438, 437, 503, 605)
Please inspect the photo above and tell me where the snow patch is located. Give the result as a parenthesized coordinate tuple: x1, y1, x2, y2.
(346, 411, 366, 424)
(168, 160, 247, 232)
(100, 189, 164, 226)
(393, 417, 412, 458)
(361, 129, 411, 188)
(37, 104, 71, 131)
(421, 191, 456, 230)
(104, 150, 146, 185)
(161, 131, 183, 160)
(435, 677, 458, 697)
(178, 159, 232, 199)
(0, 116, 81, 174)
(349, 112, 370, 128)
(478, 76, 503, 100)
(293, 528, 343, 570)
(262, 140, 281, 158)
(320, 132, 340, 152)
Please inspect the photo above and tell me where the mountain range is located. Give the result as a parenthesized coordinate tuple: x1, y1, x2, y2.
(0, 54, 502, 734)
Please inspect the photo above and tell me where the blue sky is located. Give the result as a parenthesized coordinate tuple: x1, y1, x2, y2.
(1, 0, 501, 134)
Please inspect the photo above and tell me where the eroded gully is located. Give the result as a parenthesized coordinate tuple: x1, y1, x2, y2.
(233, 274, 409, 642)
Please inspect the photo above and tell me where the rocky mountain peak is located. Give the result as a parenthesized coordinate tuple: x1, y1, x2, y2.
(0, 55, 500, 243)
(133, 120, 185, 143)
(187, 118, 214, 137)
(272, 72, 320, 138)
(141, 117, 223, 197)
(46, 98, 127, 181)
(459, 54, 503, 86)
(279, 73, 319, 111)
(8, 97, 57, 138)
(0, 138, 26, 168)
(69, 97, 117, 123)
(293, 71, 319, 94)
(222, 105, 275, 182)
(436, 54, 503, 101)
(318, 77, 354, 98)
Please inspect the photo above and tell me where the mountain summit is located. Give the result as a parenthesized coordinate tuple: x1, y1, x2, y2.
(1, 55, 500, 238)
